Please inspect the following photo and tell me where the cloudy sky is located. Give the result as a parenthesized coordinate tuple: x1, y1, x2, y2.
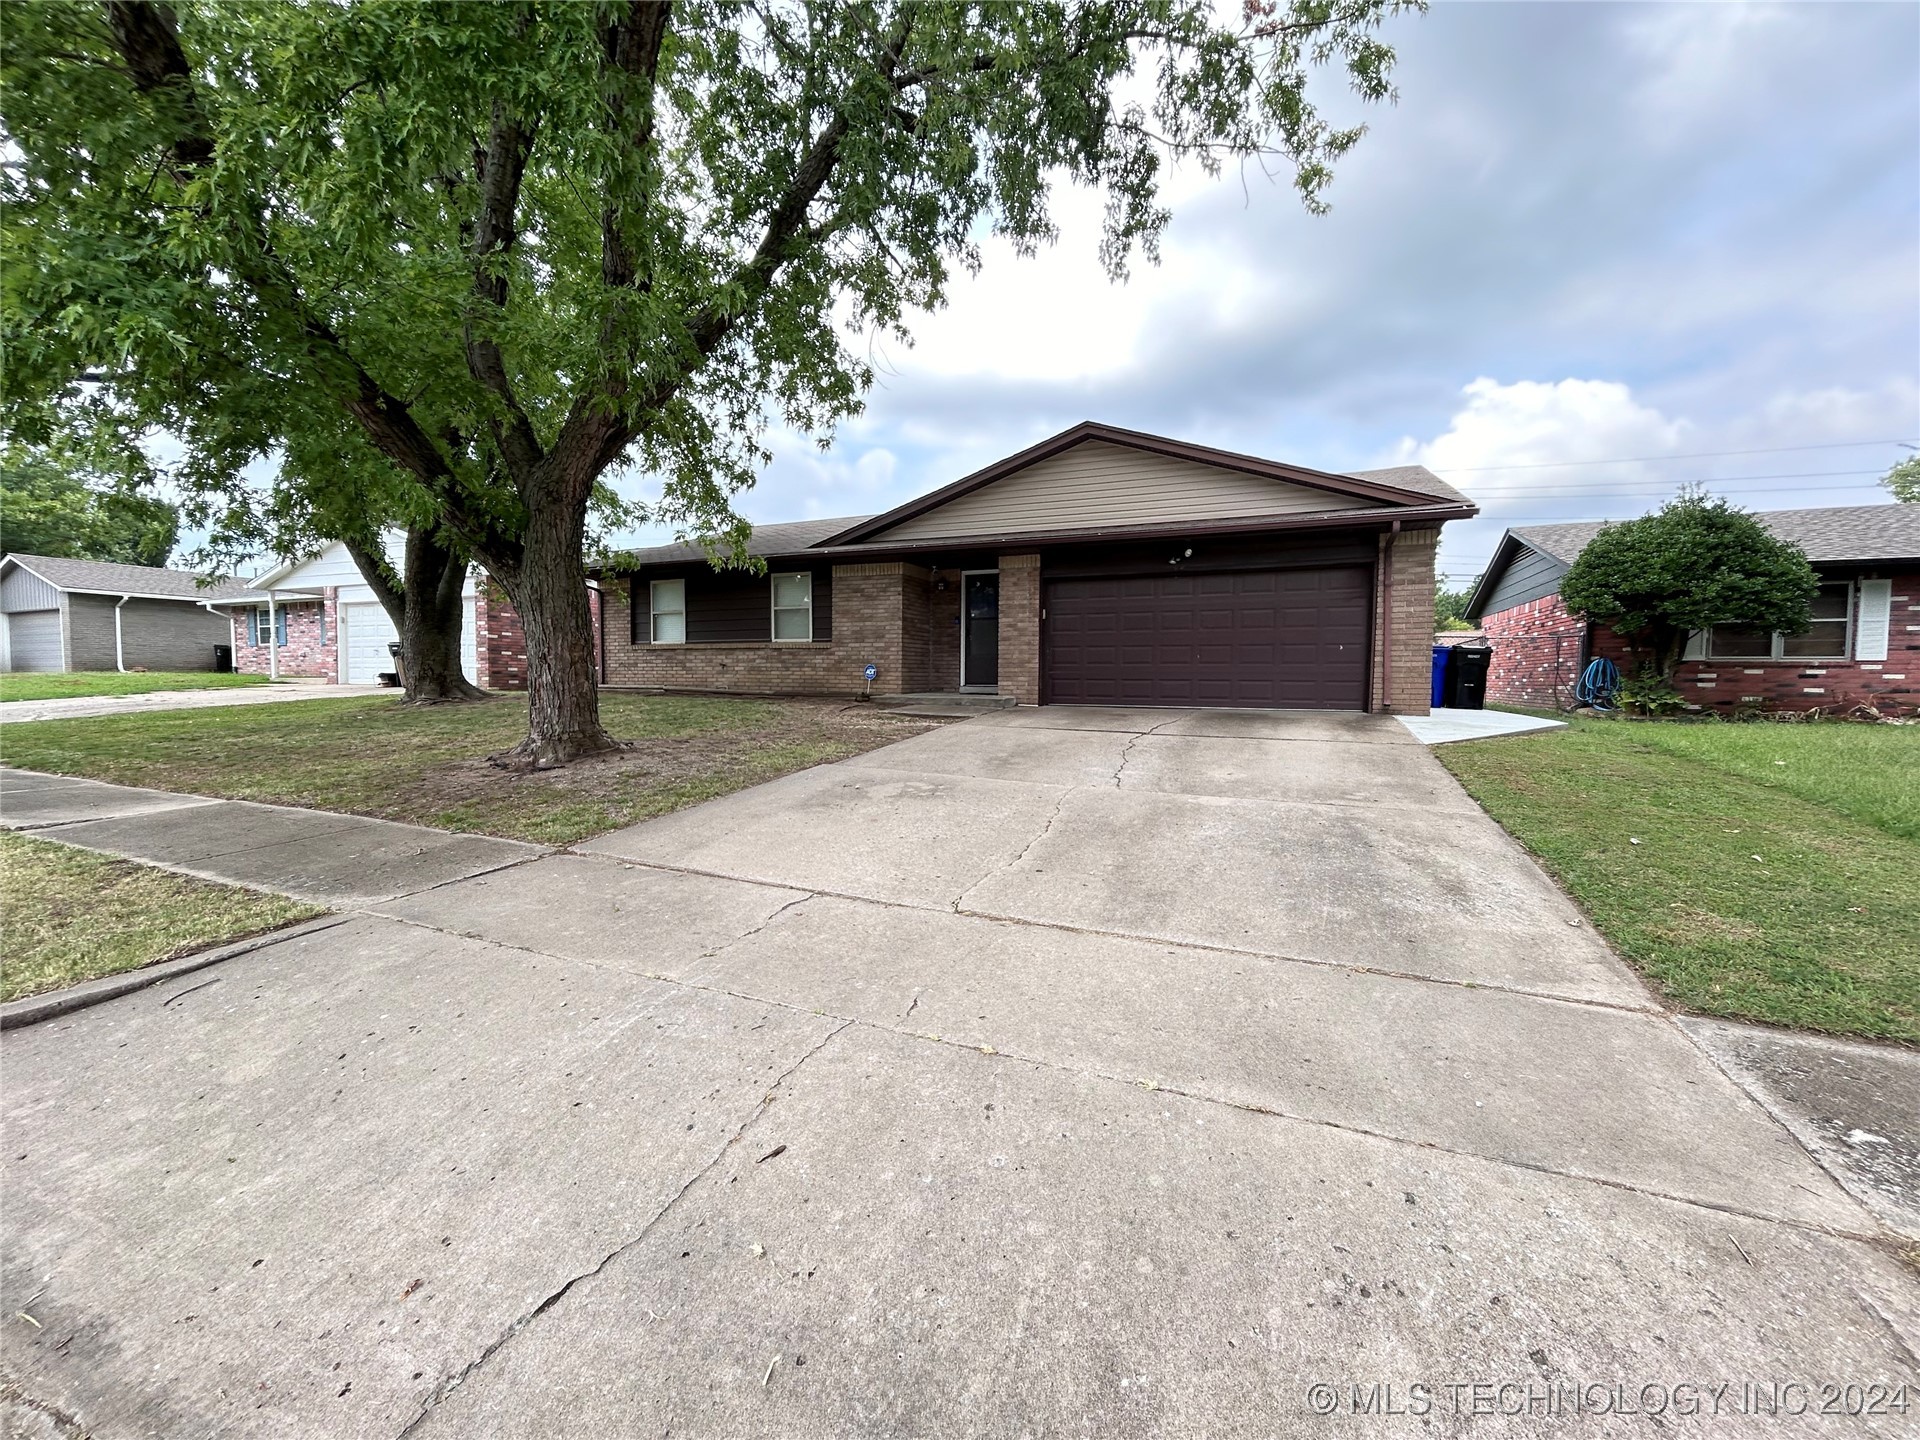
(618, 0, 1920, 592)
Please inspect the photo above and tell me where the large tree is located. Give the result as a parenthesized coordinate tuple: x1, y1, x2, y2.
(3, 0, 1417, 764)
(0, 444, 179, 566)
(1560, 491, 1820, 681)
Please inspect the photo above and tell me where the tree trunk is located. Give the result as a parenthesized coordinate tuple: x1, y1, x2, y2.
(400, 530, 489, 703)
(487, 488, 617, 768)
(345, 527, 490, 704)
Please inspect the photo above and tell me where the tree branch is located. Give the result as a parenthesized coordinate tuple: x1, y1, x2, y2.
(466, 99, 545, 485)
(597, 0, 673, 290)
(100, 0, 524, 573)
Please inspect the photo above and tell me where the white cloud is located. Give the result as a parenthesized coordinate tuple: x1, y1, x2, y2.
(1393, 376, 1687, 474)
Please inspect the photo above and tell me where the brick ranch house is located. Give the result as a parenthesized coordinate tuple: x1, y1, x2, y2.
(593, 422, 1476, 714)
(220, 538, 601, 691)
(1464, 503, 1918, 715)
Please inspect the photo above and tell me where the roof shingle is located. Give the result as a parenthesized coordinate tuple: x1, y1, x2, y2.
(1512, 503, 1918, 566)
(2, 553, 255, 601)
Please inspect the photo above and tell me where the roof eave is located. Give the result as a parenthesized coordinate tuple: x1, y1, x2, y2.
(819, 421, 1462, 546)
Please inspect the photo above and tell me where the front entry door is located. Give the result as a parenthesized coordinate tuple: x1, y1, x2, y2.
(962, 572, 999, 688)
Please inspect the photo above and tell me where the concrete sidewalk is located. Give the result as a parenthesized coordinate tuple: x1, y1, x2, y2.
(2, 717, 1916, 1439)
(0, 680, 388, 724)
(0, 768, 540, 906)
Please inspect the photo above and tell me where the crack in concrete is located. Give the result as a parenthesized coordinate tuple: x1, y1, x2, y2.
(949, 786, 1073, 913)
(393, 1017, 853, 1439)
(0, 1380, 89, 1439)
(366, 910, 1881, 1245)
(1111, 715, 1184, 789)
(573, 853, 1658, 1019)
(693, 893, 816, 965)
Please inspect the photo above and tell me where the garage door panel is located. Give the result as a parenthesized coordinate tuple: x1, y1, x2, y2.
(1044, 566, 1370, 710)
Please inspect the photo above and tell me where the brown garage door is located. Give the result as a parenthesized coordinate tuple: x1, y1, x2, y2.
(1043, 567, 1372, 709)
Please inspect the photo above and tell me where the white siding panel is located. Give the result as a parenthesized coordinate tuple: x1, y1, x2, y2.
(875, 440, 1385, 542)
(1, 564, 62, 613)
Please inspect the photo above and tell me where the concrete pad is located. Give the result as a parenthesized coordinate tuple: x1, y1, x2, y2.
(1398, 708, 1567, 745)
(0, 767, 96, 793)
(0, 774, 219, 829)
(1117, 733, 1480, 811)
(1680, 1017, 1920, 1239)
(581, 763, 1071, 907)
(961, 786, 1646, 1004)
(376, 853, 807, 977)
(27, 797, 365, 864)
(185, 823, 541, 906)
(0, 915, 841, 1440)
(969, 704, 1191, 733)
(682, 895, 1859, 1226)
(1155, 707, 1420, 744)
(410, 1028, 1920, 1440)
(839, 721, 1134, 787)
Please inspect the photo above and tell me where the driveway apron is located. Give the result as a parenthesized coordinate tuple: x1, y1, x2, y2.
(2, 711, 1913, 1439)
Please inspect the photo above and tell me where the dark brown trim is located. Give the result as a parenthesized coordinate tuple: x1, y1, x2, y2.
(818, 421, 1472, 546)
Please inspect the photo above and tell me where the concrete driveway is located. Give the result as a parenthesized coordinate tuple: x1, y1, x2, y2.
(3, 710, 1915, 1438)
(0, 680, 389, 724)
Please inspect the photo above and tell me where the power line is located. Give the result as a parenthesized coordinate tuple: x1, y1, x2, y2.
(1432, 438, 1916, 473)
(1458, 468, 1884, 497)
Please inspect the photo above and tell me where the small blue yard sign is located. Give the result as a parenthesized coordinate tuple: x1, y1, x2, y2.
(864, 664, 878, 681)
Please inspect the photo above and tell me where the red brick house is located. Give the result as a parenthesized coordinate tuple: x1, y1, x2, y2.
(1465, 503, 1918, 715)
(595, 422, 1475, 713)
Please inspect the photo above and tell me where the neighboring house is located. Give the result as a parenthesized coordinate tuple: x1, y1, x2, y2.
(220, 538, 599, 690)
(1465, 503, 1919, 714)
(0, 553, 250, 673)
(599, 421, 1475, 713)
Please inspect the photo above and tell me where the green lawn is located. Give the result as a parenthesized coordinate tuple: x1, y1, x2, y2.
(1439, 718, 1919, 1042)
(0, 831, 322, 1002)
(0, 671, 272, 703)
(0, 692, 935, 845)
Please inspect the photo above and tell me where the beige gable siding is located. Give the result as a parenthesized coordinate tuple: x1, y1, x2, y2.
(874, 440, 1386, 543)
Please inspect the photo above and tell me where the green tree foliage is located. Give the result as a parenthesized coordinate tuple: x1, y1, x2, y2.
(0, 448, 179, 567)
(2, 0, 1419, 761)
(1560, 491, 1819, 680)
(1434, 583, 1475, 631)
(1882, 455, 1920, 503)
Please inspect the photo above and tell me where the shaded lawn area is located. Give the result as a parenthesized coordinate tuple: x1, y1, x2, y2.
(0, 671, 273, 703)
(1438, 719, 1919, 1043)
(0, 693, 939, 845)
(0, 831, 322, 1002)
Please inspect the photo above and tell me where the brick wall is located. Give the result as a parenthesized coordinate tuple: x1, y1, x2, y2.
(926, 568, 962, 690)
(1590, 568, 1919, 716)
(1483, 593, 1587, 711)
(1369, 527, 1436, 715)
(227, 595, 336, 679)
(997, 553, 1042, 704)
(1482, 569, 1920, 716)
(601, 562, 926, 696)
(473, 580, 602, 692)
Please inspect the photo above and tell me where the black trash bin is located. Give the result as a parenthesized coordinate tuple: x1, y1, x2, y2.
(1443, 644, 1492, 710)
(382, 640, 405, 688)
(212, 643, 233, 674)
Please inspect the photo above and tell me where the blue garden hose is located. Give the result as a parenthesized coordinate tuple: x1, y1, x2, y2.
(1576, 657, 1621, 711)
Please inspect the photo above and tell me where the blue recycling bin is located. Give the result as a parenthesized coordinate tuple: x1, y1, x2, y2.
(1431, 645, 1450, 709)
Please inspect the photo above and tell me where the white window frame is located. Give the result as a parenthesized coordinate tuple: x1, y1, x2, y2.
(1707, 580, 1853, 662)
(649, 579, 686, 645)
(770, 571, 813, 642)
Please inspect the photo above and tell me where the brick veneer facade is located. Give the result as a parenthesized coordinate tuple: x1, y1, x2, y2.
(602, 562, 929, 696)
(1369, 527, 1438, 714)
(1484, 570, 1919, 716)
(1482, 593, 1588, 711)
(996, 553, 1042, 704)
(226, 596, 336, 679)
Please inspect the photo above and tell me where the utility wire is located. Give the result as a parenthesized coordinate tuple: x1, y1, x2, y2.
(1455, 468, 1883, 496)
(1432, 438, 1917, 473)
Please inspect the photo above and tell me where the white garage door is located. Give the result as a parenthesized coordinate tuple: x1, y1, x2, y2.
(341, 599, 478, 685)
(6, 610, 64, 672)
